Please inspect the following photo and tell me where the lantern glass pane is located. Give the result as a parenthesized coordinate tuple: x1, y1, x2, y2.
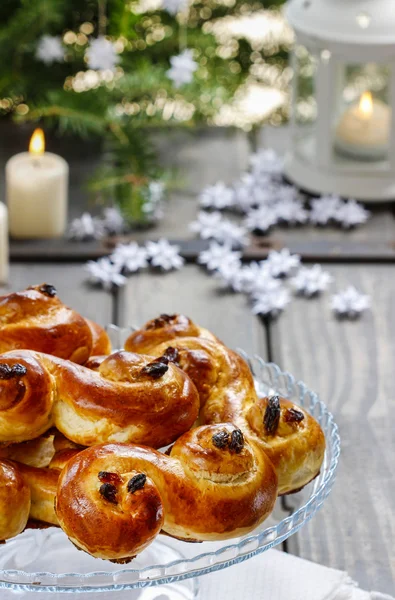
(292, 45, 318, 160)
(333, 63, 391, 163)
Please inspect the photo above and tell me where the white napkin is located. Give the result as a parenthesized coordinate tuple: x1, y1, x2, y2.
(2, 549, 393, 599)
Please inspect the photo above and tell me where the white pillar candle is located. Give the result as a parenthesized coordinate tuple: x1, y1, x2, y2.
(6, 129, 69, 239)
(335, 91, 391, 160)
(0, 202, 9, 284)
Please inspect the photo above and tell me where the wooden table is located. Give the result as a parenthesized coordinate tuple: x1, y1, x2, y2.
(2, 127, 394, 594)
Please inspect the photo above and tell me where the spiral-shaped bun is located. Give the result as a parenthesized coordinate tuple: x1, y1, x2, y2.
(0, 349, 199, 447)
(0, 460, 30, 540)
(55, 424, 277, 561)
(125, 316, 325, 495)
(0, 284, 111, 363)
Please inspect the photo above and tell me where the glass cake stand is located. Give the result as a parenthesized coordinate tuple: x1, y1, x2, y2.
(0, 349, 340, 597)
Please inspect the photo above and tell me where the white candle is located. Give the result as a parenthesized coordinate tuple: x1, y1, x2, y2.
(0, 202, 9, 284)
(6, 129, 69, 238)
(335, 91, 391, 160)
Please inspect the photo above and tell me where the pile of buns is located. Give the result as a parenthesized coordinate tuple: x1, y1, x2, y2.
(0, 284, 325, 563)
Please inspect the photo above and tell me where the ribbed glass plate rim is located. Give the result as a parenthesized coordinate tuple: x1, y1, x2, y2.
(0, 355, 340, 592)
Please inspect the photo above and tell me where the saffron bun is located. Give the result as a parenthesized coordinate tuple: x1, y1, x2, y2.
(125, 315, 325, 495)
(55, 424, 277, 562)
(0, 349, 199, 447)
(0, 284, 111, 364)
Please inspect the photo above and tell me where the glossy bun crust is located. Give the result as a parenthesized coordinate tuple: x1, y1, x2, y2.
(125, 315, 326, 495)
(0, 284, 110, 363)
(56, 424, 277, 561)
(0, 349, 199, 447)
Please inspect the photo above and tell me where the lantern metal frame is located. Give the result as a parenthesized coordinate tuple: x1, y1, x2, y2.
(285, 0, 395, 201)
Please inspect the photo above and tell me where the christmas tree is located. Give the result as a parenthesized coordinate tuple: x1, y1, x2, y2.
(0, 0, 290, 225)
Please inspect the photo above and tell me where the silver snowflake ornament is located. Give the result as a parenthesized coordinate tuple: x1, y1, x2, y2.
(162, 0, 189, 15)
(199, 182, 234, 210)
(36, 36, 65, 65)
(85, 258, 127, 291)
(68, 213, 105, 241)
(244, 206, 278, 233)
(309, 195, 343, 225)
(251, 286, 290, 318)
(102, 207, 125, 235)
(290, 264, 333, 297)
(167, 49, 197, 88)
(146, 239, 184, 271)
(198, 242, 241, 271)
(331, 286, 370, 318)
(111, 243, 148, 273)
(265, 249, 301, 278)
(86, 37, 120, 70)
(335, 199, 370, 228)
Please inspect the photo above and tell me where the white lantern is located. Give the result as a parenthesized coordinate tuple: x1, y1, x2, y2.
(284, 0, 395, 201)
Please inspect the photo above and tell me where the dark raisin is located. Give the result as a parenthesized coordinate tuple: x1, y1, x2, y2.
(212, 430, 230, 449)
(161, 347, 180, 365)
(0, 363, 26, 380)
(98, 471, 122, 485)
(0, 364, 12, 380)
(263, 395, 281, 434)
(99, 483, 118, 504)
(127, 473, 147, 493)
(141, 361, 169, 379)
(229, 429, 244, 454)
(39, 284, 57, 297)
(284, 408, 305, 423)
(11, 364, 27, 377)
(146, 314, 177, 330)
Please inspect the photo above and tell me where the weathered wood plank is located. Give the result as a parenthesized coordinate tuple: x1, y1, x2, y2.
(270, 264, 395, 594)
(119, 265, 267, 359)
(2, 263, 112, 327)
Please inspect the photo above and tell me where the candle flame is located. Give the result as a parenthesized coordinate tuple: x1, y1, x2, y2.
(29, 128, 45, 156)
(359, 91, 373, 119)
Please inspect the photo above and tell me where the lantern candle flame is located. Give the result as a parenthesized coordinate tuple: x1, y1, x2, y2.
(359, 91, 373, 120)
(29, 128, 45, 156)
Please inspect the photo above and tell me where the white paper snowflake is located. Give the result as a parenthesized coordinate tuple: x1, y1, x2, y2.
(290, 264, 333, 297)
(265, 249, 301, 278)
(146, 239, 184, 271)
(233, 174, 276, 213)
(335, 199, 370, 228)
(251, 287, 290, 317)
(214, 260, 243, 290)
(215, 220, 249, 248)
(167, 49, 197, 87)
(274, 198, 309, 224)
(309, 195, 343, 225)
(141, 181, 165, 221)
(111, 243, 148, 273)
(86, 37, 120, 70)
(331, 286, 370, 318)
(198, 242, 241, 271)
(189, 211, 224, 239)
(229, 261, 265, 293)
(244, 206, 278, 233)
(273, 184, 298, 203)
(199, 182, 234, 210)
(162, 0, 189, 15)
(36, 35, 65, 65)
(249, 148, 284, 179)
(68, 213, 105, 241)
(102, 207, 125, 235)
(85, 258, 127, 290)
